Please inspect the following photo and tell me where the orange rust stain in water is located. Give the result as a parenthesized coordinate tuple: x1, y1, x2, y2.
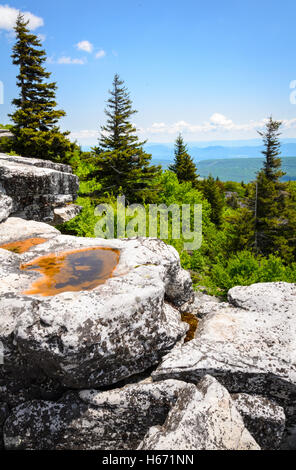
(0, 238, 48, 254)
(20, 247, 120, 297)
(181, 312, 199, 342)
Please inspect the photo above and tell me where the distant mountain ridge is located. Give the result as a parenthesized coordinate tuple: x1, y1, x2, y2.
(144, 140, 296, 163)
(197, 157, 296, 183)
(80, 139, 296, 182)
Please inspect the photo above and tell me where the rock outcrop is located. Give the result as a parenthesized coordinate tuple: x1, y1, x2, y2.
(0, 219, 192, 390)
(0, 153, 80, 224)
(0, 153, 295, 450)
(3, 376, 262, 451)
(152, 282, 296, 407)
(231, 394, 285, 450)
(138, 375, 260, 450)
(3, 379, 188, 450)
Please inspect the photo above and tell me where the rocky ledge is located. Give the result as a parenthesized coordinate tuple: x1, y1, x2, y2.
(0, 153, 81, 224)
(0, 218, 192, 392)
(0, 214, 295, 449)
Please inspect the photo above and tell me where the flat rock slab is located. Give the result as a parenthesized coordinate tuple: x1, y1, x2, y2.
(232, 393, 285, 450)
(3, 379, 190, 450)
(152, 282, 296, 406)
(0, 233, 193, 389)
(138, 375, 260, 450)
(0, 153, 79, 223)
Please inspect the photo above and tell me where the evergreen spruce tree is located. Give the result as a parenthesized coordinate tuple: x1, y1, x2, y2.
(91, 74, 161, 203)
(9, 14, 73, 162)
(257, 116, 284, 182)
(169, 134, 199, 185)
(254, 118, 296, 260)
(201, 175, 225, 227)
(225, 207, 255, 254)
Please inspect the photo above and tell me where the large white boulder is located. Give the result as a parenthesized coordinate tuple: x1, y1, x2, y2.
(138, 375, 260, 450)
(152, 282, 296, 407)
(0, 231, 193, 389)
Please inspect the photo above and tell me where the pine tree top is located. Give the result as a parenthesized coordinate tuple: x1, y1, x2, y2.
(98, 74, 145, 152)
(169, 133, 199, 185)
(257, 116, 285, 182)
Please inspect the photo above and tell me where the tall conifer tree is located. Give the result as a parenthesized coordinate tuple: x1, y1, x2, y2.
(9, 14, 73, 161)
(257, 116, 284, 182)
(254, 118, 296, 260)
(91, 74, 161, 203)
(169, 134, 199, 185)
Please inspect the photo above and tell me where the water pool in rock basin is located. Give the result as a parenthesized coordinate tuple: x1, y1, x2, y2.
(20, 247, 120, 296)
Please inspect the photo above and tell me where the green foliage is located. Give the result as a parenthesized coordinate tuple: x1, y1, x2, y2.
(168, 134, 199, 185)
(200, 175, 225, 227)
(202, 251, 296, 297)
(255, 173, 296, 262)
(9, 14, 73, 162)
(223, 181, 246, 197)
(90, 74, 161, 203)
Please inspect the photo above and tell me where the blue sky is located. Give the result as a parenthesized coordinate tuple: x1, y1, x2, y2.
(0, 0, 296, 145)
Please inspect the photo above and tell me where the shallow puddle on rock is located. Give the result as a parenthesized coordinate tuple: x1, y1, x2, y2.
(0, 238, 48, 254)
(21, 247, 120, 296)
(181, 312, 199, 342)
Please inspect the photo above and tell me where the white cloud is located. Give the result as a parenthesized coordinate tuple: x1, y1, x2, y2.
(95, 49, 106, 59)
(69, 116, 296, 145)
(76, 40, 93, 53)
(0, 5, 44, 31)
(57, 56, 86, 65)
(70, 129, 98, 141)
(282, 118, 296, 129)
(147, 114, 269, 135)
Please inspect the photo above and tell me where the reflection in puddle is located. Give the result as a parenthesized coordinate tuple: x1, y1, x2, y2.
(21, 247, 120, 296)
(0, 238, 48, 254)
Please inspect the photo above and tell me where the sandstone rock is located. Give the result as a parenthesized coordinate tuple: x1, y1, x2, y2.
(3, 380, 189, 450)
(0, 193, 13, 223)
(152, 282, 296, 406)
(138, 375, 260, 450)
(228, 281, 296, 313)
(191, 291, 227, 319)
(0, 217, 60, 244)
(0, 153, 79, 223)
(0, 235, 192, 389)
(231, 393, 285, 450)
(52, 204, 82, 225)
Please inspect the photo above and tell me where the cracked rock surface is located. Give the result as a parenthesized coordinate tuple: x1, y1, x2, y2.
(152, 282, 296, 407)
(3, 379, 190, 450)
(138, 375, 260, 450)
